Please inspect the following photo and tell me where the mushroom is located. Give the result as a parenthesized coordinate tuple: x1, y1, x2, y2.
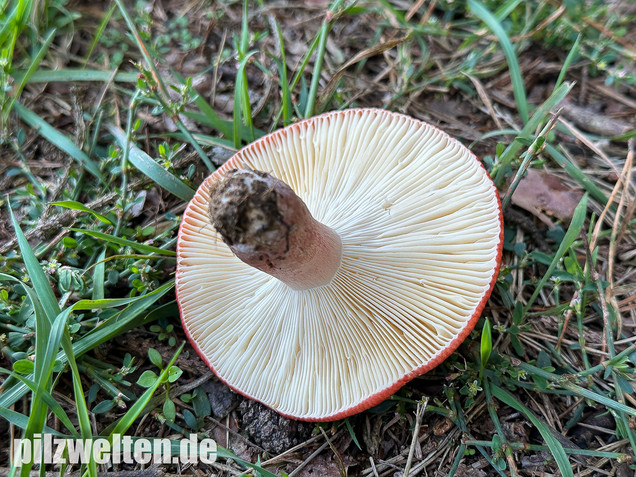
(176, 109, 503, 421)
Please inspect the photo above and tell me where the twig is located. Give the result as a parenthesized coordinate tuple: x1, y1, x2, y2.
(555, 291, 577, 349)
(607, 140, 633, 338)
(590, 149, 630, 250)
(465, 73, 505, 130)
(319, 427, 346, 477)
(584, 233, 636, 453)
(207, 461, 243, 475)
(403, 397, 428, 477)
(261, 433, 325, 466)
(582, 16, 636, 58)
(288, 441, 329, 477)
(319, 34, 411, 111)
(616, 186, 636, 245)
(369, 457, 380, 477)
(405, 0, 427, 21)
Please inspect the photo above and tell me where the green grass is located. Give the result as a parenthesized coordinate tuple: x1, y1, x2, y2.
(1, 0, 635, 475)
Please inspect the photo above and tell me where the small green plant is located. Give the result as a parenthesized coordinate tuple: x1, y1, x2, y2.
(87, 353, 137, 414)
(179, 386, 211, 431)
(150, 322, 177, 347)
(137, 348, 183, 422)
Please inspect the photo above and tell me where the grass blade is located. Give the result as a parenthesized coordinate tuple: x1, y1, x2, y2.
(69, 281, 174, 355)
(233, 50, 259, 148)
(217, 447, 279, 477)
(107, 124, 195, 201)
(523, 193, 588, 314)
(345, 418, 362, 450)
(20, 307, 69, 477)
(480, 318, 492, 370)
(69, 294, 171, 311)
(174, 120, 216, 171)
(114, 0, 169, 98)
(468, 0, 528, 124)
(12, 69, 139, 83)
(108, 343, 184, 437)
(3, 29, 56, 124)
(0, 281, 174, 409)
(8, 205, 60, 320)
(0, 407, 66, 437)
(555, 34, 581, 90)
(519, 362, 636, 417)
(493, 82, 573, 186)
(189, 94, 234, 139)
(490, 385, 572, 477)
(51, 200, 113, 224)
(273, 20, 292, 125)
(12, 102, 104, 181)
(61, 329, 97, 477)
(70, 228, 177, 256)
(493, 0, 523, 21)
(3, 372, 79, 438)
(304, 20, 330, 118)
(92, 248, 106, 300)
(545, 144, 608, 205)
(82, 3, 116, 67)
(178, 113, 264, 142)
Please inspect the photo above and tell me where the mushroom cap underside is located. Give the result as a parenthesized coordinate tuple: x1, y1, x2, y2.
(176, 108, 504, 421)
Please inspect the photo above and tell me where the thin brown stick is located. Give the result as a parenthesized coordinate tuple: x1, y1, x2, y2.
(616, 139, 636, 244)
(261, 433, 325, 466)
(556, 291, 578, 349)
(590, 151, 632, 253)
(288, 441, 329, 477)
(319, 427, 346, 477)
(557, 117, 620, 175)
(607, 141, 633, 334)
(405, 0, 427, 21)
(616, 192, 636, 245)
(582, 17, 636, 58)
(511, 5, 566, 42)
(403, 398, 428, 476)
(465, 73, 505, 130)
(1, 189, 121, 256)
(418, 0, 437, 24)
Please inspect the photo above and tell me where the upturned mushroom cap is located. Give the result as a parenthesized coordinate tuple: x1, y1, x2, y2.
(176, 109, 503, 421)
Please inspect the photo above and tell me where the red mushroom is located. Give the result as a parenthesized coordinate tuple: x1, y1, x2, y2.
(176, 109, 503, 421)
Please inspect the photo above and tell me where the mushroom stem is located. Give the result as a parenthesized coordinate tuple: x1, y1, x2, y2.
(208, 169, 343, 290)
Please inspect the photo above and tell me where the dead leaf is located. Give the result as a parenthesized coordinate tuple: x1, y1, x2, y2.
(432, 417, 453, 436)
(511, 169, 583, 227)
